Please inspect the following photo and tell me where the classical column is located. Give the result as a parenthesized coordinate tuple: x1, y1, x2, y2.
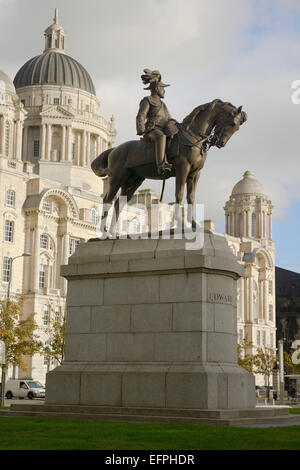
(243, 212, 247, 237)
(259, 280, 264, 319)
(40, 124, 46, 160)
(247, 211, 251, 237)
(86, 132, 91, 166)
(263, 279, 268, 321)
(248, 277, 253, 323)
(33, 226, 40, 292)
(269, 214, 273, 240)
(11, 121, 16, 159)
(22, 125, 28, 161)
(82, 130, 87, 166)
(97, 136, 101, 155)
(240, 278, 244, 322)
(232, 213, 236, 237)
(15, 120, 23, 161)
(1, 116, 5, 155)
(67, 126, 72, 161)
(61, 125, 66, 161)
(76, 133, 81, 166)
(46, 124, 52, 161)
(9, 120, 14, 158)
(62, 233, 70, 294)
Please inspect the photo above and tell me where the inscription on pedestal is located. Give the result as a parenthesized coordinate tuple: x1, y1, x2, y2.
(208, 292, 233, 304)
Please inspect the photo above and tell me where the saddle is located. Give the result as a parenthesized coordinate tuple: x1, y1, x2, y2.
(125, 121, 180, 169)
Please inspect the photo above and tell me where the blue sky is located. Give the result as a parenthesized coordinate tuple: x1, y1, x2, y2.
(273, 199, 300, 273)
(0, 0, 299, 273)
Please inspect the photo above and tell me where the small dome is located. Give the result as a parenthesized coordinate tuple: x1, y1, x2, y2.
(0, 70, 16, 94)
(13, 52, 96, 95)
(232, 171, 265, 196)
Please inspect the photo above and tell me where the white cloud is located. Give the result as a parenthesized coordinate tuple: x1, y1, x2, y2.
(0, 0, 299, 231)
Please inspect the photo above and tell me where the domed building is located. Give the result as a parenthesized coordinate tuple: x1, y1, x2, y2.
(0, 10, 116, 383)
(224, 171, 276, 386)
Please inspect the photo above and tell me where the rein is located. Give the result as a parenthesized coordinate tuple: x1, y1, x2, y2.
(178, 124, 213, 150)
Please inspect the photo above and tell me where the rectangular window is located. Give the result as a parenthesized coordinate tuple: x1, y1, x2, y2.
(85, 104, 89, 112)
(40, 234, 48, 249)
(269, 280, 273, 295)
(33, 140, 40, 158)
(53, 98, 60, 105)
(4, 220, 14, 242)
(39, 265, 47, 289)
(43, 305, 50, 326)
(2, 257, 12, 282)
(69, 238, 81, 255)
(262, 331, 266, 346)
(6, 189, 15, 207)
(269, 305, 273, 322)
(270, 333, 274, 347)
(55, 306, 61, 323)
(72, 143, 75, 159)
(44, 355, 50, 366)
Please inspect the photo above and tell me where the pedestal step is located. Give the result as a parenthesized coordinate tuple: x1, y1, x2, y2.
(2, 404, 298, 427)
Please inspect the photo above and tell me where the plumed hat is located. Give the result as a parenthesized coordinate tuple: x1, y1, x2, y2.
(141, 69, 170, 90)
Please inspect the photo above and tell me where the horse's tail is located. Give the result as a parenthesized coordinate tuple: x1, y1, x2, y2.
(91, 148, 114, 178)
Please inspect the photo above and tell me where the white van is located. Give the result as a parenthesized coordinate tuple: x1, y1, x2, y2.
(5, 379, 45, 400)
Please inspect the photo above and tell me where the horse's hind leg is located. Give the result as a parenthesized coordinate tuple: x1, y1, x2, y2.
(110, 176, 145, 233)
(99, 177, 123, 235)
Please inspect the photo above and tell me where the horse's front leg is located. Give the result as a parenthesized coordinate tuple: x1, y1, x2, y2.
(174, 160, 191, 228)
(187, 170, 201, 229)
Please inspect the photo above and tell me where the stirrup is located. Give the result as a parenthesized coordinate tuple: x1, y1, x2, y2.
(158, 163, 172, 175)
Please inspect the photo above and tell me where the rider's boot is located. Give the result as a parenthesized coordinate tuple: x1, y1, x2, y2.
(155, 135, 172, 175)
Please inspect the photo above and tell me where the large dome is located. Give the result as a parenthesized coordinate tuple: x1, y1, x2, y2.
(232, 171, 265, 196)
(13, 51, 96, 95)
(0, 70, 16, 94)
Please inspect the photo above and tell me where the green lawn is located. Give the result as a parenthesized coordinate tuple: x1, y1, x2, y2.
(0, 417, 300, 450)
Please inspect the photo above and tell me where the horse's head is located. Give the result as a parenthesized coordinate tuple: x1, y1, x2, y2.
(212, 103, 247, 149)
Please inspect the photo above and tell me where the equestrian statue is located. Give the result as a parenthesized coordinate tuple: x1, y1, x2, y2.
(91, 69, 247, 231)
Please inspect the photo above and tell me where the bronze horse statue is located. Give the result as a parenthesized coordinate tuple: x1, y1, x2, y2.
(91, 99, 247, 231)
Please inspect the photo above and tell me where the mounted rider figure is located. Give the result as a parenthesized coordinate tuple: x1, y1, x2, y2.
(136, 69, 177, 176)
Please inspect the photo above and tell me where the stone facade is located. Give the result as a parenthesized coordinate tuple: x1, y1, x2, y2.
(224, 171, 276, 385)
(0, 12, 116, 384)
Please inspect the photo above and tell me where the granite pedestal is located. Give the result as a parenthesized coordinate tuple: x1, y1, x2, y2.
(45, 230, 256, 410)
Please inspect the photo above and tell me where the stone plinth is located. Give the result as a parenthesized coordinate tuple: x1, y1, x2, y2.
(46, 231, 256, 409)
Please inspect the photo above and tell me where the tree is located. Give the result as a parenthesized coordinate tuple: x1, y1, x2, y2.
(254, 347, 277, 399)
(42, 316, 66, 366)
(0, 297, 42, 372)
(237, 335, 255, 374)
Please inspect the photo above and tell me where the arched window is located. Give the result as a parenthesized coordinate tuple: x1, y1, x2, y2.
(252, 213, 257, 238)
